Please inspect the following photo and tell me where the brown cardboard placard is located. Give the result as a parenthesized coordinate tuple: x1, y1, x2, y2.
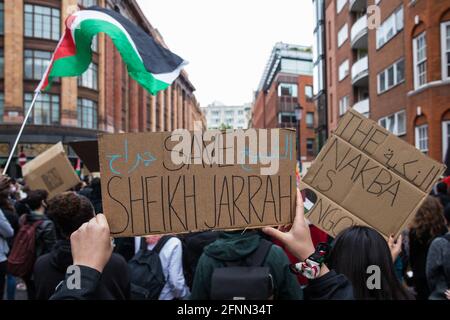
(22, 142, 81, 199)
(69, 140, 99, 173)
(98, 129, 297, 237)
(300, 109, 446, 239)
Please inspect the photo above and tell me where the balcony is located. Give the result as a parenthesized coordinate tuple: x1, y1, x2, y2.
(352, 98, 370, 116)
(351, 56, 369, 87)
(351, 14, 368, 49)
(349, 0, 367, 12)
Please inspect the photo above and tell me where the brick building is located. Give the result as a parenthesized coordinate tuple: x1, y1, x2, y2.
(252, 42, 317, 168)
(0, 0, 203, 177)
(323, 0, 450, 163)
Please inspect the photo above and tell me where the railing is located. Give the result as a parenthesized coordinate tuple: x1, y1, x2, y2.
(351, 56, 368, 83)
(351, 14, 368, 47)
(349, 0, 367, 12)
(352, 98, 370, 114)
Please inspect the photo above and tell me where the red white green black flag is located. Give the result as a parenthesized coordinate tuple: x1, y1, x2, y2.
(37, 6, 188, 95)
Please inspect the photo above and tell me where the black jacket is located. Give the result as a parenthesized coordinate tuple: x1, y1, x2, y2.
(35, 240, 130, 300)
(50, 266, 354, 300)
(24, 212, 57, 258)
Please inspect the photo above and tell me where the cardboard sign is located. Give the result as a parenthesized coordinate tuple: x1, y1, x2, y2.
(69, 140, 100, 172)
(300, 109, 446, 239)
(22, 142, 81, 199)
(98, 129, 296, 237)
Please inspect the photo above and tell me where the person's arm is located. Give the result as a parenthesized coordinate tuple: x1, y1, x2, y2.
(50, 266, 102, 300)
(41, 220, 57, 254)
(263, 189, 354, 300)
(49, 214, 113, 300)
(0, 209, 14, 238)
(165, 238, 190, 299)
(425, 238, 443, 295)
(304, 269, 354, 300)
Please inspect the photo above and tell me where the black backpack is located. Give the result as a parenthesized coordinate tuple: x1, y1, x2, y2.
(128, 236, 172, 300)
(210, 239, 274, 300)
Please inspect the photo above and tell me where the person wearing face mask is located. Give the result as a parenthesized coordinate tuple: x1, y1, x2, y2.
(20, 189, 56, 300)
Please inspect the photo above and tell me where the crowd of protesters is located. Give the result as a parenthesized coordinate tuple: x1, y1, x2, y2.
(0, 173, 449, 300)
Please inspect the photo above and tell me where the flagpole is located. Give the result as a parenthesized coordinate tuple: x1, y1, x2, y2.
(2, 91, 41, 175)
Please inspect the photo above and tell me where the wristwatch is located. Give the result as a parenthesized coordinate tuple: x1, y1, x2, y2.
(289, 242, 330, 279)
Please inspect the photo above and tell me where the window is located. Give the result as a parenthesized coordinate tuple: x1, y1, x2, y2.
(305, 85, 313, 99)
(78, 63, 98, 90)
(336, 0, 347, 14)
(306, 112, 314, 128)
(225, 110, 234, 116)
(238, 110, 244, 115)
(339, 96, 349, 116)
(78, 0, 97, 7)
(24, 93, 60, 125)
(24, 50, 52, 80)
(279, 112, 296, 124)
(211, 111, 220, 116)
(0, 93, 3, 124)
(0, 48, 3, 79)
(415, 124, 428, 153)
(313, 60, 324, 95)
(281, 59, 313, 75)
(278, 83, 298, 97)
(443, 121, 450, 161)
(337, 24, 348, 47)
(413, 32, 427, 89)
(378, 110, 406, 136)
(376, 6, 404, 49)
(441, 21, 450, 80)
(307, 139, 315, 155)
(77, 98, 98, 129)
(338, 59, 349, 81)
(0, 2, 4, 35)
(24, 4, 60, 41)
(377, 59, 405, 94)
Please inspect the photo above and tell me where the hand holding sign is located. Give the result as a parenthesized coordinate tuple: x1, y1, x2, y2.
(71, 214, 113, 273)
(263, 189, 315, 262)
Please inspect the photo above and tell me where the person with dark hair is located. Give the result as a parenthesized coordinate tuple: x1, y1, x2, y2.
(21, 189, 56, 299)
(409, 196, 448, 300)
(0, 176, 14, 300)
(0, 176, 19, 300)
(34, 192, 130, 300)
(327, 226, 412, 300)
(436, 182, 450, 208)
(426, 204, 450, 300)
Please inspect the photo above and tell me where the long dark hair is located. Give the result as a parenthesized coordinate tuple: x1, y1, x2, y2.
(328, 226, 413, 300)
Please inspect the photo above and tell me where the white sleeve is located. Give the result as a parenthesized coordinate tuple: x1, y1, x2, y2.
(0, 209, 14, 238)
(165, 238, 190, 299)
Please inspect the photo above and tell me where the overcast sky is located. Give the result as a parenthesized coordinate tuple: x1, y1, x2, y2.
(136, 0, 314, 107)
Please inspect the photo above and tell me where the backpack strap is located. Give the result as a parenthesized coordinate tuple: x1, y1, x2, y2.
(153, 236, 172, 254)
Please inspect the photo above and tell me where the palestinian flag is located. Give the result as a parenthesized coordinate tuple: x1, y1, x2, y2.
(37, 6, 187, 95)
